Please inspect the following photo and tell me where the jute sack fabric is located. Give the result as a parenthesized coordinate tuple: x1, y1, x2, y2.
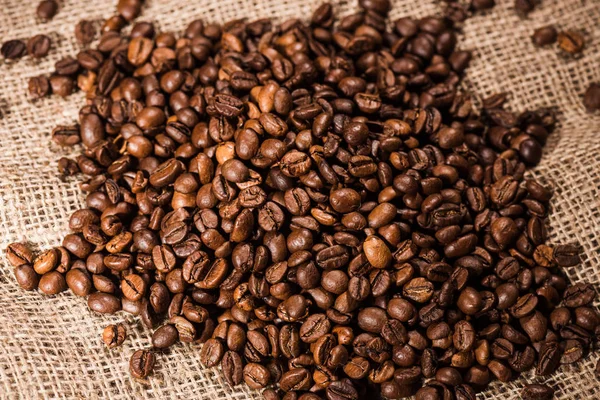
(0, 0, 598, 398)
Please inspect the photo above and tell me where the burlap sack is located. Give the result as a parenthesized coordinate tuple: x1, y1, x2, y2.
(0, 0, 598, 398)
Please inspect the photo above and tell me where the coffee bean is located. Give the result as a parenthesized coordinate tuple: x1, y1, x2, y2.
(584, 83, 600, 112)
(130, 349, 155, 379)
(37, 0, 58, 21)
(243, 363, 271, 389)
(222, 350, 244, 386)
(532, 26, 557, 47)
(152, 324, 178, 349)
(300, 314, 331, 343)
(103, 324, 126, 348)
(26, 35, 52, 59)
(88, 292, 121, 314)
(13, 264, 40, 291)
(6, 243, 34, 267)
(557, 30, 585, 54)
(1, 40, 26, 60)
(522, 384, 554, 400)
(38, 271, 67, 295)
(200, 338, 224, 367)
(563, 283, 596, 308)
(75, 20, 96, 45)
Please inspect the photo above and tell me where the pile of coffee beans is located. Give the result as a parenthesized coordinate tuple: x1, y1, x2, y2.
(6, 0, 600, 399)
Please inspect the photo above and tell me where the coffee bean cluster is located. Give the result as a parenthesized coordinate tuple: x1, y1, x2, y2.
(6, 0, 599, 399)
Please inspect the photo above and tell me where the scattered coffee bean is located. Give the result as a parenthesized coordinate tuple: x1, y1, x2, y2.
(583, 83, 600, 112)
(129, 349, 155, 379)
(37, 0, 58, 21)
(522, 383, 555, 400)
(1, 40, 26, 60)
(102, 323, 127, 348)
(532, 26, 557, 47)
(75, 20, 96, 45)
(557, 30, 585, 55)
(27, 34, 51, 58)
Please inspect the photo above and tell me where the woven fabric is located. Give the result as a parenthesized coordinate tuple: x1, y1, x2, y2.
(0, 0, 598, 398)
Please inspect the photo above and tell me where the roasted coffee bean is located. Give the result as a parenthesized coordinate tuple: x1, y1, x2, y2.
(584, 83, 600, 112)
(38, 271, 67, 295)
(200, 338, 225, 367)
(27, 35, 51, 58)
(1, 40, 26, 60)
(13, 264, 40, 291)
(102, 323, 126, 348)
(222, 351, 244, 386)
(75, 20, 96, 45)
(532, 26, 557, 47)
(6, 243, 34, 267)
(243, 363, 271, 389)
(88, 292, 121, 314)
(557, 30, 585, 54)
(522, 384, 554, 400)
(37, 0, 58, 21)
(130, 349, 155, 379)
(152, 324, 179, 349)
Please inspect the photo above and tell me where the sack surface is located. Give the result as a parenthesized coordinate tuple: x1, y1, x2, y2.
(0, 0, 598, 398)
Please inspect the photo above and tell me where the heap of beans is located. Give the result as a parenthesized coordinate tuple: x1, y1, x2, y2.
(7, 0, 598, 399)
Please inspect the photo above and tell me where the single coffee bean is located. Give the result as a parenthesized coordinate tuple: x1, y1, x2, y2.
(243, 363, 271, 389)
(532, 26, 557, 47)
(1, 40, 26, 60)
(557, 30, 585, 54)
(6, 243, 34, 267)
(222, 350, 244, 386)
(522, 384, 554, 400)
(37, 0, 58, 21)
(130, 349, 155, 379)
(65, 268, 92, 296)
(102, 324, 126, 348)
(38, 271, 67, 295)
(152, 324, 179, 349)
(200, 338, 225, 367)
(27, 35, 51, 58)
(29, 75, 51, 99)
(13, 264, 40, 291)
(584, 83, 600, 112)
(88, 292, 121, 314)
(75, 20, 96, 45)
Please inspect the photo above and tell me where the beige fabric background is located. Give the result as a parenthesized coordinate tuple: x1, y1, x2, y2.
(0, 0, 598, 398)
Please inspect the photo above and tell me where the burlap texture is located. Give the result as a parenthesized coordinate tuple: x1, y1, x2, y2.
(0, 0, 598, 398)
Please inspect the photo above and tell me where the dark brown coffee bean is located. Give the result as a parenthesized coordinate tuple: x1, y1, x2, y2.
(563, 283, 596, 308)
(37, 0, 58, 21)
(130, 349, 155, 379)
(88, 292, 121, 314)
(27, 35, 51, 58)
(200, 338, 224, 367)
(584, 83, 600, 112)
(532, 26, 557, 47)
(152, 324, 179, 349)
(1, 40, 26, 60)
(222, 350, 244, 386)
(75, 20, 96, 45)
(13, 264, 40, 291)
(6, 243, 34, 267)
(243, 363, 271, 389)
(38, 271, 67, 295)
(522, 384, 554, 400)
